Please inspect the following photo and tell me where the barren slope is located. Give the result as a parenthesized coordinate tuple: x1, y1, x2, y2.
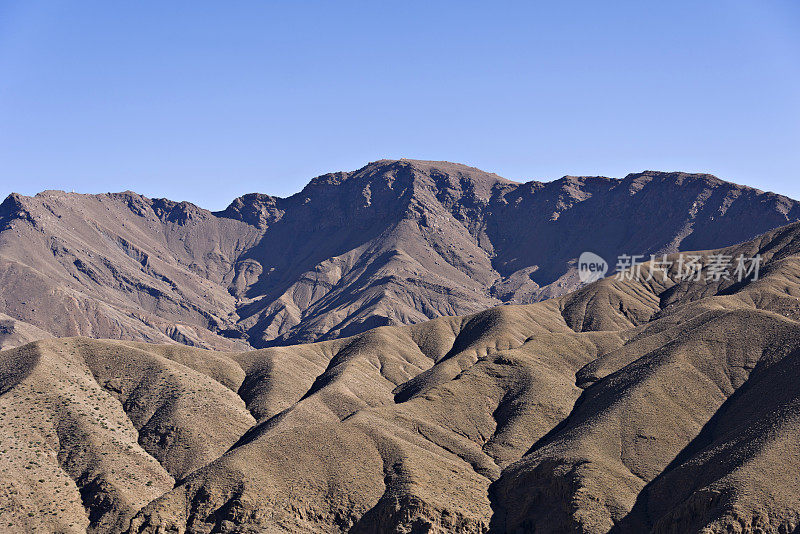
(1, 160, 798, 350)
(3, 221, 800, 532)
(0, 313, 52, 350)
(0, 190, 260, 350)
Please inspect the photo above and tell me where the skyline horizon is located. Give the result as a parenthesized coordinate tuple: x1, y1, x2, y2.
(3, 158, 798, 212)
(2, 1, 798, 210)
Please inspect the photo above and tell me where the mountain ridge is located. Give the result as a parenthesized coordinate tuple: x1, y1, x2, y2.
(0, 159, 798, 351)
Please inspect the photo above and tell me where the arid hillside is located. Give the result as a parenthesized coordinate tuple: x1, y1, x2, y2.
(1, 160, 798, 351)
(2, 221, 800, 533)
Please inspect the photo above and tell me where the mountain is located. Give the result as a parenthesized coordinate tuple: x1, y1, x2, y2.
(2, 220, 800, 533)
(1, 159, 798, 350)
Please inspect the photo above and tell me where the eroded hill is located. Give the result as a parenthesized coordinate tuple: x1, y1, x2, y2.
(2, 221, 800, 533)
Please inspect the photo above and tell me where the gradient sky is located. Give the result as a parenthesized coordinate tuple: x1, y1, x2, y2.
(1, 1, 799, 211)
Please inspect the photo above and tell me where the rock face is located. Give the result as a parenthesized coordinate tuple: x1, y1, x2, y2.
(1, 159, 798, 349)
(3, 221, 800, 533)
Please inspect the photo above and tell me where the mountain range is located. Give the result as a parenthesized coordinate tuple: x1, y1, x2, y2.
(2, 216, 800, 532)
(1, 159, 798, 351)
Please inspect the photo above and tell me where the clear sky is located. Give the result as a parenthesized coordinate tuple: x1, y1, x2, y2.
(1, 1, 799, 211)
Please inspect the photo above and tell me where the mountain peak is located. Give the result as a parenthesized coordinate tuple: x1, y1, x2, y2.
(216, 192, 282, 228)
(622, 170, 727, 188)
(0, 159, 798, 351)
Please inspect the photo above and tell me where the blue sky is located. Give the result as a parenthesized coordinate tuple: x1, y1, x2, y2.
(1, 1, 798, 210)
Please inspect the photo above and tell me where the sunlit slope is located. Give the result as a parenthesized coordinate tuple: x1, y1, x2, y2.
(2, 221, 800, 532)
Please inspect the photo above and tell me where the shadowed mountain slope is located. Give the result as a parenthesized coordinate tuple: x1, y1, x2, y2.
(1, 160, 798, 351)
(3, 221, 800, 532)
